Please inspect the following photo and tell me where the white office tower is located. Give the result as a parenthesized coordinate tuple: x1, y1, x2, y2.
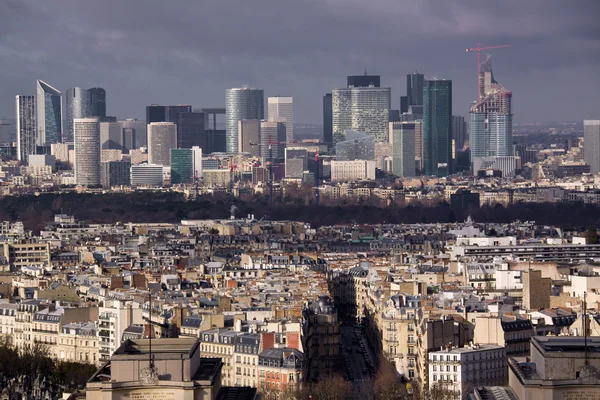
(268, 96, 294, 142)
(584, 120, 600, 174)
(74, 118, 101, 186)
(130, 164, 164, 187)
(16, 95, 36, 162)
(332, 86, 391, 145)
(148, 122, 177, 166)
(331, 160, 376, 182)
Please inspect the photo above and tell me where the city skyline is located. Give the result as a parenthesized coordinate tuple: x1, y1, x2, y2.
(1, 1, 598, 125)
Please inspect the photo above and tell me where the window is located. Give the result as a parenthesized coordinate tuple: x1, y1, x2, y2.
(433, 365, 437, 372)
(433, 375, 438, 381)
(408, 370, 414, 378)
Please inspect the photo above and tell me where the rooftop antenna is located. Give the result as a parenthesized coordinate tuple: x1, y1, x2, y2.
(364, 68, 367, 76)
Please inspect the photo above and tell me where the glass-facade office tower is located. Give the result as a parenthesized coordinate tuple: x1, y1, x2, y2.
(347, 75, 380, 88)
(178, 111, 204, 149)
(238, 119, 260, 157)
(268, 96, 293, 142)
(16, 95, 36, 162)
(332, 87, 391, 145)
(423, 79, 452, 177)
(170, 147, 202, 185)
(470, 56, 513, 169)
(406, 73, 424, 107)
(36, 80, 62, 145)
(335, 130, 375, 161)
(146, 105, 166, 123)
(148, 122, 177, 166)
(225, 88, 264, 153)
(389, 121, 416, 177)
(87, 88, 106, 118)
(74, 117, 101, 186)
(65, 88, 91, 143)
(323, 94, 333, 146)
(259, 120, 285, 162)
(584, 120, 600, 174)
(285, 148, 308, 178)
(452, 115, 467, 153)
(201, 108, 226, 154)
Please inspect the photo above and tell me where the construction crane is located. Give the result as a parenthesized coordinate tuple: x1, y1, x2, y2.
(466, 43, 509, 98)
(314, 149, 320, 207)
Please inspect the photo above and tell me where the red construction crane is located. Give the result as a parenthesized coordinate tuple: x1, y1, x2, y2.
(466, 43, 509, 98)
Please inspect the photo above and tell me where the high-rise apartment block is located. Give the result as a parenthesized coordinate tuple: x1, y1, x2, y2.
(584, 120, 600, 174)
(225, 88, 264, 153)
(390, 122, 416, 177)
(323, 93, 333, 146)
(74, 118, 101, 186)
(238, 120, 260, 157)
(148, 122, 177, 166)
(65, 88, 91, 143)
(87, 88, 106, 118)
(16, 95, 36, 162)
(423, 79, 452, 177)
(268, 96, 293, 142)
(36, 80, 62, 145)
(332, 87, 391, 144)
(470, 56, 513, 169)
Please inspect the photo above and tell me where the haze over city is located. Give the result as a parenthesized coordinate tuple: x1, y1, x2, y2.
(1, 0, 599, 123)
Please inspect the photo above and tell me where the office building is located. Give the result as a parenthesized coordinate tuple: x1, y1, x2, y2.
(268, 96, 294, 142)
(170, 147, 202, 185)
(28, 154, 55, 168)
(36, 79, 62, 145)
(147, 122, 177, 166)
(423, 79, 452, 177)
(332, 86, 391, 144)
(347, 74, 381, 88)
(260, 120, 286, 162)
(65, 87, 91, 143)
(470, 56, 513, 169)
(130, 164, 164, 186)
(406, 72, 424, 107)
(584, 120, 600, 174)
(101, 160, 131, 188)
(331, 160, 376, 182)
(146, 104, 166, 123)
(201, 108, 227, 154)
(473, 156, 521, 178)
(119, 119, 147, 150)
(74, 118, 101, 186)
(390, 122, 416, 177)
(0, 119, 10, 143)
(428, 344, 507, 399)
(238, 119, 260, 157)
(87, 88, 106, 118)
(225, 88, 264, 153)
(400, 96, 409, 114)
(335, 130, 375, 161)
(285, 148, 308, 178)
(453, 115, 467, 153)
(323, 93, 333, 146)
(100, 122, 122, 151)
(16, 95, 36, 162)
(177, 110, 204, 149)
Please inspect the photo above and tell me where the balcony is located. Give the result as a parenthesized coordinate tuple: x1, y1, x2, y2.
(99, 330, 111, 338)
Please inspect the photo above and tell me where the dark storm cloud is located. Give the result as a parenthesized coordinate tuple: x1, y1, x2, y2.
(1, 0, 599, 123)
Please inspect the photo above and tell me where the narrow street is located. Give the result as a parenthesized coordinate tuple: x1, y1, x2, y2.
(340, 325, 376, 399)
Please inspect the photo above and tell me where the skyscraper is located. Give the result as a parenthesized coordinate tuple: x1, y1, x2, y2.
(16, 95, 36, 162)
(389, 121, 416, 177)
(332, 87, 391, 144)
(201, 108, 226, 154)
(148, 122, 177, 166)
(74, 117, 101, 186)
(260, 120, 285, 162)
(100, 122, 123, 151)
(335, 130, 375, 161)
(225, 88, 264, 153)
(65, 88, 91, 143)
(238, 119, 260, 157)
(268, 96, 294, 142)
(452, 115, 467, 153)
(347, 74, 381, 88)
(469, 55, 513, 169)
(170, 147, 202, 184)
(87, 88, 106, 118)
(423, 79, 452, 177)
(146, 105, 166, 123)
(177, 111, 204, 149)
(119, 119, 147, 149)
(36, 80, 62, 145)
(323, 94, 333, 146)
(406, 72, 424, 107)
(584, 120, 600, 174)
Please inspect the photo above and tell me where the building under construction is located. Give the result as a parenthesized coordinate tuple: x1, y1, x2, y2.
(469, 54, 513, 169)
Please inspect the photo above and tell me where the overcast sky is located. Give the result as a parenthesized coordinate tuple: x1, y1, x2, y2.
(1, 0, 599, 124)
